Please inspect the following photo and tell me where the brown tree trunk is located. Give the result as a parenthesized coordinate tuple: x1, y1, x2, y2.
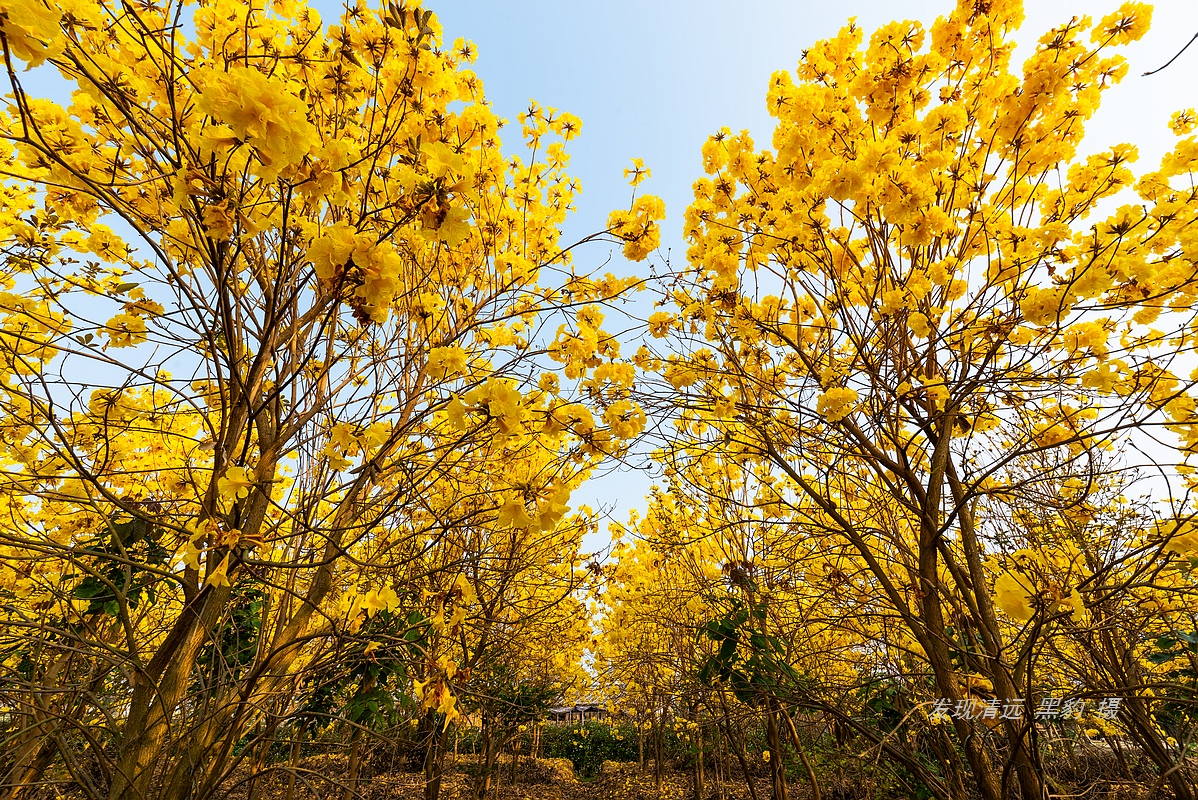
(247, 719, 276, 800)
(283, 719, 309, 800)
(423, 712, 449, 800)
(654, 706, 664, 793)
(471, 722, 503, 800)
(342, 724, 365, 800)
(917, 450, 1003, 800)
(110, 582, 232, 800)
(638, 715, 645, 773)
(509, 733, 519, 786)
(717, 728, 728, 800)
(780, 710, 820, 800)
(2, 652, 89, 800)
(764, 703, 787, 800)
(945, 465, 1045, 800)
(717, 692, 758, 800)
(1, 739, 59, 800)
(1121, 698, 1195, 800)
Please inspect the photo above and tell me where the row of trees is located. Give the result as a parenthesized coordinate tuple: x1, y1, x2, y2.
(0, 0, 1196, 799)
(598, 2, 1198, 799)
(0, 0, 653, 798)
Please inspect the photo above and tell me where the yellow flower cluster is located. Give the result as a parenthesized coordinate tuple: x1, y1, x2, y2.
(608, 194, 665, 262)
(816, 387, 858, 422)
(196, 66, 317, 181)
(0, 0, 63, 67)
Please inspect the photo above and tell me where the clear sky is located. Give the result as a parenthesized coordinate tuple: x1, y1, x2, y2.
(401, 0, 1198, 549)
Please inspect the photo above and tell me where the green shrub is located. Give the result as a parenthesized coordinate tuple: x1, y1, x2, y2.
(539, 720, 640, 777)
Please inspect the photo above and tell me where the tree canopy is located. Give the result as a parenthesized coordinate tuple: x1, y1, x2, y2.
(0, 1, 1196, 799)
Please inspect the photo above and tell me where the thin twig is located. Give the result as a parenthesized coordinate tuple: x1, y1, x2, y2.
(1143, 31, 1198, 76)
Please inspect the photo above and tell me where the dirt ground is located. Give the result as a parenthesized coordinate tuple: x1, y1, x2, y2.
(224, 757, 702, 800)
(218, 756, 1168, 800)
(45, 751, 1169, 800)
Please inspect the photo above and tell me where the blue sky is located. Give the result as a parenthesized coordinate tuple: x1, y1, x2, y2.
(407, 0, 1198, 546)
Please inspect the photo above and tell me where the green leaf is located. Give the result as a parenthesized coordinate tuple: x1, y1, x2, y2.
(1148, 650, 1181, 665)
(73, 577, 107, 600)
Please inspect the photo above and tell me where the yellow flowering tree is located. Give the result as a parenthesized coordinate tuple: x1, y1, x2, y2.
(0, 1, 660, 799)
(596, 517, 699, 792)
(651, 1, 1198, 798)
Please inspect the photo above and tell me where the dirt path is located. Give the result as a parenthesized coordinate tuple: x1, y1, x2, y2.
(226, 758, 695, 800)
